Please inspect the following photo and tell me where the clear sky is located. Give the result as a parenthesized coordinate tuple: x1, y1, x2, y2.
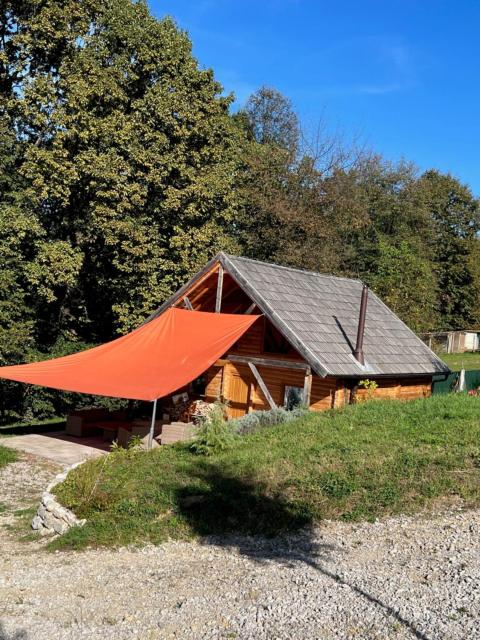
(149, 1, 479, 195)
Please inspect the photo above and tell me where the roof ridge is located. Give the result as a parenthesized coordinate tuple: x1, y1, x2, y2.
(221, 253, 363, 284)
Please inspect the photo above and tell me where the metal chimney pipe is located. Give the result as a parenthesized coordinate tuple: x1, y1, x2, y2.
(353, 284, 368, 366)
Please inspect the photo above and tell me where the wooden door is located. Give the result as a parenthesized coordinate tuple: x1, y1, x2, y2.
(224, 363, 252, 418)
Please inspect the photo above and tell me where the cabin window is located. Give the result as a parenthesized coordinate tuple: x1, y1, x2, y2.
(284, 385, 304, 410)
(263, 321, 292, 355)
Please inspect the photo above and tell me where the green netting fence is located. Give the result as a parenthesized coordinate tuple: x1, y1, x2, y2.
(432, 369, 480, 394)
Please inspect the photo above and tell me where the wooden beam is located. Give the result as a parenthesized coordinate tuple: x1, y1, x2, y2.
(248, 362, 277, 409)
(247, 381, 254, 413)
(219, 364, 226, 401)
(183, 296, 193, 310)
(303, 366, 312, 407)
(244, 302, 257, 315)
(215, 265, 224, 313)
(227, 354, 310, 371)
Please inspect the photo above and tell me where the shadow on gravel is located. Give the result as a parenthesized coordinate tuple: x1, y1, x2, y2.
(177, 465, 432, 640)
(0, 622, 28, 640)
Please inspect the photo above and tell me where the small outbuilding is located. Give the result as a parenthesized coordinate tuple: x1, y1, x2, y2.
(420, 330, 480, 354)
(150, 253, 450, 418)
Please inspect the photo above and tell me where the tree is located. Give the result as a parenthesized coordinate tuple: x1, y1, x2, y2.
(235, 86, 358, 269)
(417, 170, 480, 328)
(366, 239, 438, 332)
(6, 0, 240, 341)
(243, 86, 299, 156)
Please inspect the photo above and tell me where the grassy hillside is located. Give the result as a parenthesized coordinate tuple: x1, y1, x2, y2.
(0, 445, 17, 469)
(53, 394, 480, 550)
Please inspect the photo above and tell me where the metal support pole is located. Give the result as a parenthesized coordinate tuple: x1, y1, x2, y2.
(147, 398, 158, 450)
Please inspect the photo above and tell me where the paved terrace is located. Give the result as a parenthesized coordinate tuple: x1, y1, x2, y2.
(1, 431, 108, 465)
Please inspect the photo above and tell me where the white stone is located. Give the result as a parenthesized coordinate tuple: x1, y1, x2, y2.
(52, 517, 69, 535)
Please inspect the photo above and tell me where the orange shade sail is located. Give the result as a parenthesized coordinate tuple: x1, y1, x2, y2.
(0, 309, 260, 401)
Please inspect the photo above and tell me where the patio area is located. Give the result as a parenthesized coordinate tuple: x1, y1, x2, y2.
(1, 431, 109, 465)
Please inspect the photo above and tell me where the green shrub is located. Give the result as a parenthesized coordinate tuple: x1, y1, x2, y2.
(190, 402, 237, 456)
(233, 406, 308, 435)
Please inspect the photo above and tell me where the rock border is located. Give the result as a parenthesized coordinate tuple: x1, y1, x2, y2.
(31, 461, 86, 536)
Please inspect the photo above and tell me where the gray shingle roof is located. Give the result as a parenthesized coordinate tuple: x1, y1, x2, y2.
(221, 254, 450, 377)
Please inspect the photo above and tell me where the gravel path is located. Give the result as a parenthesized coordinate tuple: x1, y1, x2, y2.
(0, 455, 479, 640)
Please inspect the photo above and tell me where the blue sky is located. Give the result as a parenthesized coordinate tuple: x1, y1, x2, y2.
(150, 1, 479, 195)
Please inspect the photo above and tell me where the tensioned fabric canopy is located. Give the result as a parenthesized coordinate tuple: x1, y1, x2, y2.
(0, 309, 260, 401)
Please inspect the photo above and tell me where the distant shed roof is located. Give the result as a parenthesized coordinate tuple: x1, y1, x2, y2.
(221, 254, 449, 378)
(151, 253, 450, 378)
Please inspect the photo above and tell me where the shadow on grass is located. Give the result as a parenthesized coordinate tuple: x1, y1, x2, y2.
(176, 464, 432, 640)
(0, 419, 65, 436)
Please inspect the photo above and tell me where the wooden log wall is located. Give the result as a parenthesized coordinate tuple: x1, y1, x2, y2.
(355, 377, 432, 403)
(205, 364, 432, 417)
(205, 361, 338, 418)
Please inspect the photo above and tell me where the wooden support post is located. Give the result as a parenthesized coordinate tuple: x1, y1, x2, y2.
(183, 296, 193, 310)
(215, 265, 224, 313)
(248, 362, 276, 409)
(147, 398, 158, 450)
(228, 354, 309, 371)
(303, 367, 312, 407)
(244, 302, 256, 315)
(247, 381, 254, 413)
(219, 364, 226, 401)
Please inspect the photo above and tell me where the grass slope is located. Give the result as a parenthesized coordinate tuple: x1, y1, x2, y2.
(54, 394, 480, 550)
(442, 352, 480, 371)
(0, 444, 17, 469)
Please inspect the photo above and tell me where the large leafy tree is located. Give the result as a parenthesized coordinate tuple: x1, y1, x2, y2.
(5, 0, 239, 342)
(416, 170, 480, 328)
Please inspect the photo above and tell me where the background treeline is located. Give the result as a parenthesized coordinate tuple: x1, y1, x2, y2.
(1, 0, 479, 422)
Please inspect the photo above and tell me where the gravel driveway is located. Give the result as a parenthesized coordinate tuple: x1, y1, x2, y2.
(0, 454, 479, 640)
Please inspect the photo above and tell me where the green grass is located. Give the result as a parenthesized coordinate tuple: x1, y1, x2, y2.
(0, 444, 17, 469)
(441, 352, 480, 371)
(53, 394, 480, 550)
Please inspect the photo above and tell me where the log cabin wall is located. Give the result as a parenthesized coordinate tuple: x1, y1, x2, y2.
(205, 363, 338, 418)
(355, 377, 432, 403)
(205, 362, 432, 418)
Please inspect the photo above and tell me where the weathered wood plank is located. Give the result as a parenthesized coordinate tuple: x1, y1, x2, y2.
(303, 367, 312, 406)
(219, 364, 226, 400)
(183, 296, 193, 310)
(215, 265, 224, 313)
(228, 354, 309, 371)
(244, 302, 257, 315)
(248, 362, 277, 409)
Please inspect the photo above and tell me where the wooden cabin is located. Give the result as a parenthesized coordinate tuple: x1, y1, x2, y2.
(149, 253, 450, 419)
